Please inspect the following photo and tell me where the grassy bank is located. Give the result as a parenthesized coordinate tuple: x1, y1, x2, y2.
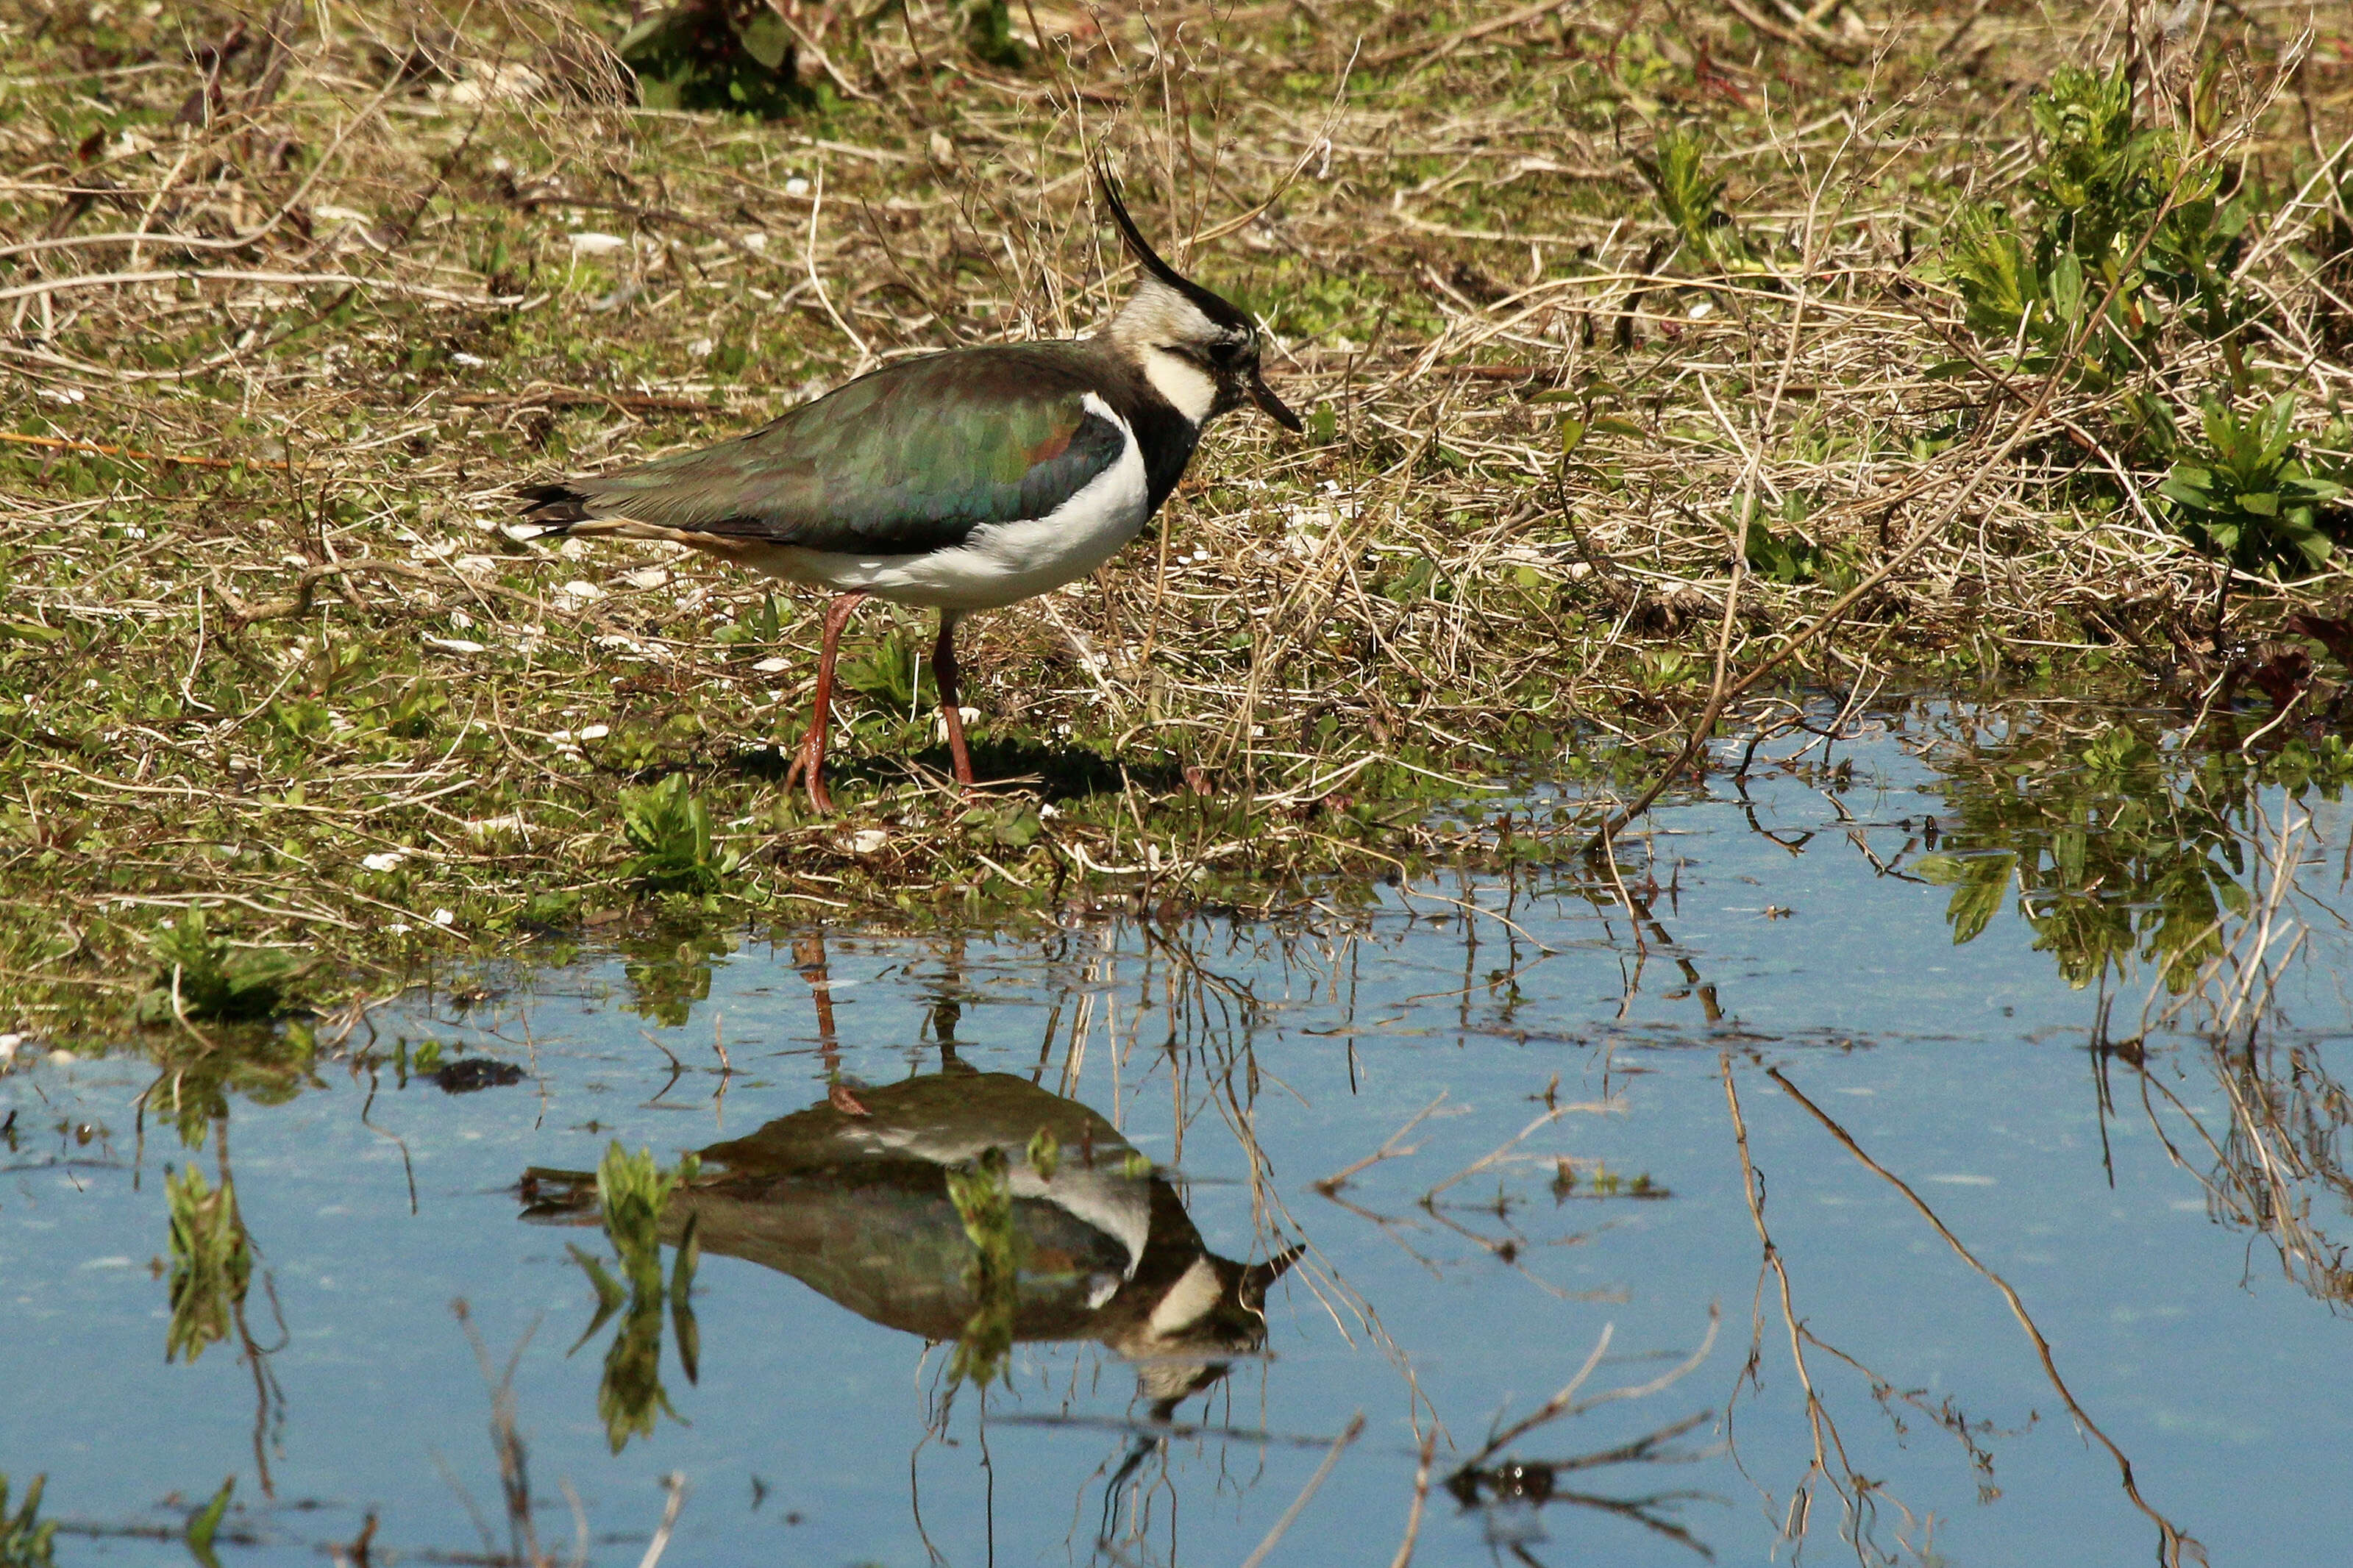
(3, 0, 2352, 1039)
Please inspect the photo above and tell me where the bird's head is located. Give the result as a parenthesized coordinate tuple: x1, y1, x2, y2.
(1100, 165, 1301, 435)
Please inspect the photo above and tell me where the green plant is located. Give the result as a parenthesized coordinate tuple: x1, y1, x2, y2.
(1636, 126, 1748, 274)
(184, 1477, 233, 1568)
(577, 1144, 701, 1452)
(944, 1146, 1020, 1389)
(165, 1166, 252, 1364)
(963, 0, 1028, 69)
(379, 676, 449, 738)
(618, 774, 738, 894)
(2159, 392, 2346, 575)
(1740, 497, 1828, 585)
(836, 626, 934, 713)
(138, 908, 311, 1024)
(1937, 64, 2260, 398)
(619, 1, 809, 119)
(0, 1472, 56, 1568)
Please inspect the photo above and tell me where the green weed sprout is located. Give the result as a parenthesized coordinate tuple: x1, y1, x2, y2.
(1636, 126, 1749, 274)
(945, 1146, 1021, 1389)
(581, 1143, 700, 1451)
(617, 2, 809, 118)
(165, 1167, 252, 1364)
(964, 0, 1028, 69)
(2160, 392, 2346, 576)
(618, 775, 739, 894)
(138, 908, 310, 1024)
(0, 1472, 57, 1568)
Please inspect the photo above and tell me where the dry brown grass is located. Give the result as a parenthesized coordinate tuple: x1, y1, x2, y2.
(1, 0, 2350, 1035)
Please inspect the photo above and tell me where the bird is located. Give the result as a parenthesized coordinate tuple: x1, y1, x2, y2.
(515, 163, 1302, 812)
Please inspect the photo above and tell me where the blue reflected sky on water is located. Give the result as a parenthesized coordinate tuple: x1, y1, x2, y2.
(6, 707, 2352, 1566)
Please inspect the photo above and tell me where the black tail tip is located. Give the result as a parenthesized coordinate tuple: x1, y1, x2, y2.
(513, 481, 591, 527)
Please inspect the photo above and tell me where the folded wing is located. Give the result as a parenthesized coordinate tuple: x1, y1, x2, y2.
(517, 344, 1127, 557)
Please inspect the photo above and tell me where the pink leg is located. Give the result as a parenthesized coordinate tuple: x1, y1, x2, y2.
(782, 591, 868, 813)
(931, 611, 975, 792)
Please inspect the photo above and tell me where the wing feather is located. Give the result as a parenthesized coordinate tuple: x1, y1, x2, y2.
(519, 345, 1125, 556)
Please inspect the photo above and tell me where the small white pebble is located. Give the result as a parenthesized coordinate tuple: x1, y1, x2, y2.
(784, 177, 811, 198)
(686, 338, 714, 359)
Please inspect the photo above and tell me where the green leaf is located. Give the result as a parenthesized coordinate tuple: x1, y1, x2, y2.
(1944, 852, 2018, 945)
(185, 1477, 235, 1568)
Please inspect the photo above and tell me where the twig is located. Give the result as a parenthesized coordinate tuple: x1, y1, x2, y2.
(635, 1473, 686, 1568)
(1768, 1066, 2207, 1567)
(1386, 1427, 1438, 1568)
(1235, 1413, 1364, 1568)
(0, 430, 288, 471)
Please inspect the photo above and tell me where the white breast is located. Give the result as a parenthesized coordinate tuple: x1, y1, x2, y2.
(755, 393, 1150, 612)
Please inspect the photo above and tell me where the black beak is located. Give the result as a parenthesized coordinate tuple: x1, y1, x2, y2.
(1248, 369, 1303, 432)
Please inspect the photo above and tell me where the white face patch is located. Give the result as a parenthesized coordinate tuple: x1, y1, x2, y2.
(1145, 1255, 1226, 1340)
(1144, 348, 1217, 424)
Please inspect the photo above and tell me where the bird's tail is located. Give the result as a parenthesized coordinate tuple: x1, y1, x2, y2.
(513, 481, 594, 532)
(516, 1164, 601, 1223)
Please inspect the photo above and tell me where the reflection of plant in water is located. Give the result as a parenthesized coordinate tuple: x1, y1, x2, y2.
(1726, 1062, 2205, 1568)
(571, 1143, 700, 1453)
(2168, 1038, 2353, 1307)
(0, 1472, 55, 1568)
(146, 1025, 321, 1151)
(2119, 813, 2353, 1311)
(165, 1166, 252, 1365)
(1918, 719, 2251, 991)
(944, 1146, 1019, 1391)
(619, 930, 734, 1028)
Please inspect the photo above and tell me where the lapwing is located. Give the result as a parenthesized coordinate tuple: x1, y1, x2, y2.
(516, 165, 1302, 811)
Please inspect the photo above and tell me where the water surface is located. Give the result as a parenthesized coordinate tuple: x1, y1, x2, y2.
(7, 699, 2350, 1566)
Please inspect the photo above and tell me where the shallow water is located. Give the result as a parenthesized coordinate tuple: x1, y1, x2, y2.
(7, 700, 2352, 1567)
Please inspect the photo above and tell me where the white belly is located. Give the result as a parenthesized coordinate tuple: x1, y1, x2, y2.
(751, 397, 1151, 612)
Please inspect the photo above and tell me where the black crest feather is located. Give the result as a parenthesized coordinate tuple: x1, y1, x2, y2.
(1092, 158, 1253, 333)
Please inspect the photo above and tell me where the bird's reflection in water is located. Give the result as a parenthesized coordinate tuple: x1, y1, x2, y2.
(666, 1047, 1294, 1410)
(521, 927, 1296, 1537)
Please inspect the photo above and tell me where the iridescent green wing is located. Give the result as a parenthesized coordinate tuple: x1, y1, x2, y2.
(558, 344, 1125, 554)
